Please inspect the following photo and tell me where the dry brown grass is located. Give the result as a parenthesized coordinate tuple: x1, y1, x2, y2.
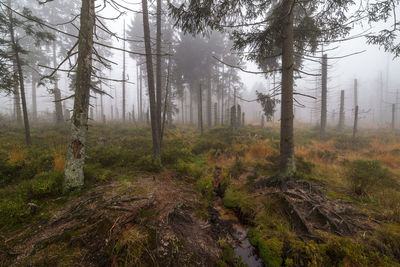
(8, 147, 27, 164)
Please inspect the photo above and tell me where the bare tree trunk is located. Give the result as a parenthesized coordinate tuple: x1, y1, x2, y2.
(207, 74, 212, 127)
(354, 79, 358, 108)
(221, 65, 225, 125)
(198, 84, 203, 135)
(320, 54, 327, 135)
(279, 0, 296, 177)
(237, 104, 241, 127)
(53, 42, 64, 124)
(392, 104, 395, 131)
(63, 0, 95, 191)
(214, 102, 218, 127)
(338, 90, 345, 130)
(13, 62, 22, 124)
(31, 72, 37, 120)
(230, 105, 236, 130)
(142, 0, 161, 161)
(122, 21, 126, 122)
(14, 51, 31, 145)
(156, 0, 162, 141)
(353, 105, 359, 138)
(181, 94, 184, 124)
(137, 62, 140, 123)
(189, 86, 193, 125)
(140, 66, 143, 122)
(8, 2, 30, 144)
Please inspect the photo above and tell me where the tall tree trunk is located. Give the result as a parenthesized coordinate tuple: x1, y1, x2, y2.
(392, 104, 395, 131)
(354, 79, 358, 108)
(13, 61, 22, 124)
(63, 0, 95, 191)
(214, 102, 218, 127)
(353, 105, 359, 138)
(14, 51, 31, 145)
(137, 62, 140, 123)
(181, 93, 184, 124)
(189, 86, 193, 125)
(122, 21, 126, 122)
(156, 0, 162, 141)
(140, 66, 143, 122)
(279, 0, 295, 177)
(207, 74, 212, 127)
(142, 0, 161, 161)
(8, 2, 30, 144)
(53, 42, 63, 124)
(31, 72, 37, 120)
(221, 65, 225, 125)
(100, 84, 104, 123)
(338, 90, 345, 130)
(320, 54, 327, 135)
(198, 84, 203, 135)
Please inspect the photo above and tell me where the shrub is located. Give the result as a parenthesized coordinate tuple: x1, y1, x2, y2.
(195, 176, 214, 203)
(227, 157, 246, 179)
(345, 159, 394, 196)
(161, 144, 193, 165)
(192, 138, 227, 155)
(21, 171, 63, 199)
(175, 160, 204, 179)
(0, 194, 26, 226)
(135, 156, 162, 172)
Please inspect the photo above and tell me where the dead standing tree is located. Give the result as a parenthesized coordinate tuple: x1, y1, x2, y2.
(64, 0, 95, 191)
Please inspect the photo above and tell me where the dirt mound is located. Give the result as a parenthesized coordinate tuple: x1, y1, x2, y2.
(2, 175, 222, 266)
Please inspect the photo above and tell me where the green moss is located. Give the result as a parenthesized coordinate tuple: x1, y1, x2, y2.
(247, 230, 283, 267)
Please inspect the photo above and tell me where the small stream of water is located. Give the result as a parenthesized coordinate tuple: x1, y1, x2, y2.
(213, 199, 265, 267)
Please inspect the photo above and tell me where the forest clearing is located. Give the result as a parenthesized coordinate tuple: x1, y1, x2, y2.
(1, 0, 400, 266)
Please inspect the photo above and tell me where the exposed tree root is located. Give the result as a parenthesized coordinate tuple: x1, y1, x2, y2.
(255, 177, 377, 240)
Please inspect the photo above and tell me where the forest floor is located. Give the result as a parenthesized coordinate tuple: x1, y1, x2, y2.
(0, 123, 400, 266)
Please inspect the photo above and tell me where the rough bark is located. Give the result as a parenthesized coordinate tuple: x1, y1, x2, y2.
(156, 0, 162, 141)
(13, 61, 22, 124)
(242, 112, 245, 127)
(140, 66, 143, 122)
(63, 0, 95, 191)
(279, 0, 296, 177)
(353, 105, 359, 138)
(207, 74, 212, 127)
(189, 86, 193, 125)
(237, 104, 241, 127)
(198, 84, 203, 135)
(320, 54, 327, 135)
(214, 102, 218, 127)
(142, 0, 161, 161)
(136, 63, 140, 123)
(8, 2, 30, 144)
(338, 90, 345, 130)
(31, 72, 37, 120)
(392, 104, 395, 131)
(122, 21, 126, 122)
(230, 105, 236, 130)
(221, 66, 225, 125)
(53, 42, 63, 124)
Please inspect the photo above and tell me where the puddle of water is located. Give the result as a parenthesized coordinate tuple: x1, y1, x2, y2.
(214, 199, 265, 267)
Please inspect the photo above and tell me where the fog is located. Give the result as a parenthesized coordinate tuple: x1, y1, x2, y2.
(1, 0, 400, 130)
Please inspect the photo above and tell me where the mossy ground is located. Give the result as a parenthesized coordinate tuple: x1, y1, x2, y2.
(0, 123, 399, 266)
